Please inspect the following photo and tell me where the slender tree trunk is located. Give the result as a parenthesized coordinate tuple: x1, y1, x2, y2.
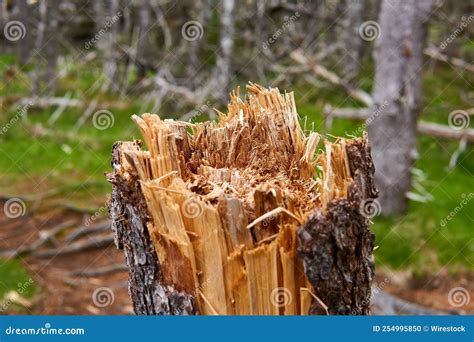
(97, 0, 120, 92)
(187, 0, 209, 81)
(340, 0, 366, 85)
(214, 0, 235, 100)
(16, 0, 33, 65)
(30, 0, 47, 96)
(368, 0, 432, 215)
(44, 0, 58, 95)
(136, 0, 152, 80)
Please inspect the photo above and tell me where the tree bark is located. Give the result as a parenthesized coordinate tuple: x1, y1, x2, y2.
(107, 141, 198, 315)
(368, 0, 432, 215)
(297, 138, 377, 315)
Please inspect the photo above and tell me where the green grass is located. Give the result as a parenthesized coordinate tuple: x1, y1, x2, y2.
(0, 52, 472, 275)
(0, 258, 37, 312)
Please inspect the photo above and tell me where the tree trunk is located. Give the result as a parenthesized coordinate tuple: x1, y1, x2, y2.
(368, 0, 432, 215)
(44, 0, 59, 95)
(15, 0, 33, 65)
(135, 0, 152, 80)
(107, 84, 377, 315)
(96, 0, 120, 92)
(340, 0, 366, 85)
(214, 0, 235, 100)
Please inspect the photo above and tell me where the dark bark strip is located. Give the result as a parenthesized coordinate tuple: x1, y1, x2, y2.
(107, 141, 197, 315)
(297, 138, 377, 315)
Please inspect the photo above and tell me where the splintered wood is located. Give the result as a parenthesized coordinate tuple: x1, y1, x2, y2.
(109, 83, 377, 315)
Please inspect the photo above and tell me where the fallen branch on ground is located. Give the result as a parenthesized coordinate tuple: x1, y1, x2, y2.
(0, 219, 77, 258)
(371, 287, 457, 315)
(64, 221, 110, 242)
(424, 45, 474, 73)
(33, 234, 114, 258)
(69, 263, 127, 277)
(324, 105, 474, 143)
(290, 50, 373, 106)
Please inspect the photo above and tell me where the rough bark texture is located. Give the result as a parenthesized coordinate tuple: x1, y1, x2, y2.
(297, 138, 377, 315)
(368, 0, 433, 214)
(107, 141, 197, 315)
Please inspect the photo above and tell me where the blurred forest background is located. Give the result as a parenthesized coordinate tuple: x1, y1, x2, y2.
(0, 0, 472, 314)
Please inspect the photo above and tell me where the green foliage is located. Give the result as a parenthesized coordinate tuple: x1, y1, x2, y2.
(0, 259, 36, 312)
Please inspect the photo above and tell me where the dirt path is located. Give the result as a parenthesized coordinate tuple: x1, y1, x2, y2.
(0, 206, 130, 315)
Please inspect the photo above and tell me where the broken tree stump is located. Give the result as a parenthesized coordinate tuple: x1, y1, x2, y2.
(107, 83, 378, 315)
